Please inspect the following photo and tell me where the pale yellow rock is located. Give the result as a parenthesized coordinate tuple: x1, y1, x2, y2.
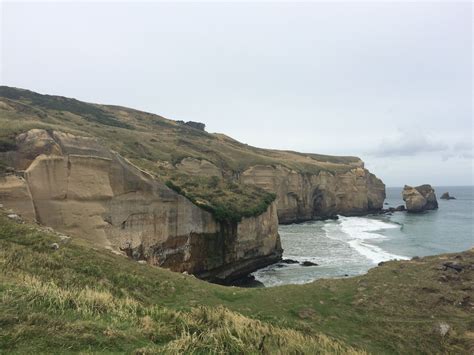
(14, 129, 62, 170)
(67, 155, 114, 200)
(1, 129, 281, 281)
(25, 155, 68, 200)
(240, 164, 385, 223)
(402, 184, 438, 213)
(0, 175, 36, 221)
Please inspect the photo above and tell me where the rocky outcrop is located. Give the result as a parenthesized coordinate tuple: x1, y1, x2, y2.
(239, 164, 385, 223)
(440, 192, 456, 200)
(0, 129, 282, 283)
(402, 184, 438, 213)
(175, 158, 222, 178)
(177, 120, 206, 131)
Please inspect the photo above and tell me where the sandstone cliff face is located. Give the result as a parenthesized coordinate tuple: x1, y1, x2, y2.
(0, 129, 281, 282)
(240, 164, 385, 223)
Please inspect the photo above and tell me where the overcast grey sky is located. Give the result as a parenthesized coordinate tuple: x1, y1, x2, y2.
(1, 1, 472, 186)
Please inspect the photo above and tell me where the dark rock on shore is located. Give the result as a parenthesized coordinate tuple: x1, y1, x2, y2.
(381, 205, 405, 214)
(402, 184, 438, 213)
(440, 192, 456, 200)
(301, 261, 319, 267)
(442, 262, 464, 272)
(281, 259, 299, 264)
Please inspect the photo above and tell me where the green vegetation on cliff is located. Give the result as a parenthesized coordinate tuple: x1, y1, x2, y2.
(0, 86, 361, 221)
(165, 177, 276, 223)
(1, 212, 472, 354)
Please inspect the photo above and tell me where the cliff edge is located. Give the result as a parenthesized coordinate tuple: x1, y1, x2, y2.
(0, 129, 282, 283)
(0, 86, 385, 278)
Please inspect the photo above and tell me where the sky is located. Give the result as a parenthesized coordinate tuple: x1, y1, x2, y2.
(1, 1, 472, 186)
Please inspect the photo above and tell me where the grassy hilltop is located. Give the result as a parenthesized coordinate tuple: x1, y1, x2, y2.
(1, 212, 472, 354)
(0, 86, 361, 222)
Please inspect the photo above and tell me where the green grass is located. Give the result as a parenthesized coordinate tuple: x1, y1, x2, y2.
(0, 86, 132, 129)
(1, 213, 472, 354)
(164, 174, 276, 223)
(0, 214, 360, 354)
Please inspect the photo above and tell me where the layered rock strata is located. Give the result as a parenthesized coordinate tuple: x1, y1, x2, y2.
(239, 164, 385, 223)
(0, 129, 282, 283)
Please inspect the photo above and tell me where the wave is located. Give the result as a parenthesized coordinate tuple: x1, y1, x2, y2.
(324, 216, 409, 264)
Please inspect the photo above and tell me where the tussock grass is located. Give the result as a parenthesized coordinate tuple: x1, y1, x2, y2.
(1, 213, 472, 354)
(6, 274, 140, 318)
(0, 214, 362, 354)
(2, 273, 361, 354)
(162, 306, 364, 355)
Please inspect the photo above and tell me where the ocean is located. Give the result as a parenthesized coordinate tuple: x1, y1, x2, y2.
(253, 186, 474, 287)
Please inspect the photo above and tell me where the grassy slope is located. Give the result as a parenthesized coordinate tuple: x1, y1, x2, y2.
(0, 86, 361, 221)
(1, 213, 472, 354)
(0, 86, 360, 173)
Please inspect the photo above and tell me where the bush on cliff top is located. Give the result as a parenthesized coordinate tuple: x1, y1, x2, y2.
(165, 175, 276, 223)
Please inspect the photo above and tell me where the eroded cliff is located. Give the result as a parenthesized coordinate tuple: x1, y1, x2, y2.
(239, 164, 385, 223)
(0, 129, 282, 282)
(0, 87, 387, 278)
(0, 87, 386, 226)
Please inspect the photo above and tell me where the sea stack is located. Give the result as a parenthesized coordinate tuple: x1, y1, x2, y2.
(402, 184, 438, 213)
(440, 192, 456, 200)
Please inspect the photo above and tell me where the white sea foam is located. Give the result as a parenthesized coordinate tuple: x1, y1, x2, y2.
(324, 216, 409, 264)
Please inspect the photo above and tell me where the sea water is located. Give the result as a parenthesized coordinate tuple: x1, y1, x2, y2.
(253, 186, 474, 287)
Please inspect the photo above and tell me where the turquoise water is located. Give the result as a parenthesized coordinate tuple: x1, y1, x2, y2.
(253, 186, 474, 287)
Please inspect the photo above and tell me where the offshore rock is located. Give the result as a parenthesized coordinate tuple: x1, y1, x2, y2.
(402, 184, 438, 213)
(440, 192, 456, 200)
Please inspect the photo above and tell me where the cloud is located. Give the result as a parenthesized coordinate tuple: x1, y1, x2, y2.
(447, 140, 473, 160)
(460, 151, 473, 159)
(367, 129, 449, 157)
(454, 141, 473, 151)
(368, 129, 473, 161)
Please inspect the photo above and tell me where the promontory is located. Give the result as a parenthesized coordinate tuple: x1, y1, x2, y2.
(0, 86, 385, 282)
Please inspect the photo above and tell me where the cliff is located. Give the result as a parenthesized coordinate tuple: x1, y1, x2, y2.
(240, 164, 385, 223)
(0, 129, 281, 283)
(0, 86, 385, 277)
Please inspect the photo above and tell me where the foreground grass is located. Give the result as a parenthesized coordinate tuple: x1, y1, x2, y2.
(0, 213, 473, 353)
(0, 214, 362, 354)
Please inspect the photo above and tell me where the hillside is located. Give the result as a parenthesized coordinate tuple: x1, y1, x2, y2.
(0, 86, 383, 224)
(1, 210, 473, 354)
(0, 86, 385, 282)
(0, 86, 360, 173)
